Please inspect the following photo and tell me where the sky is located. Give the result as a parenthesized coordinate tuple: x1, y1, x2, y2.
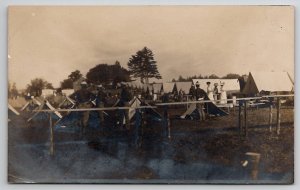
(8, 6, 294, 89)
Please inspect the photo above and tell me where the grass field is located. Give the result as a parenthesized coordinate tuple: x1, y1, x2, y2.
(8, 105, 294, 184)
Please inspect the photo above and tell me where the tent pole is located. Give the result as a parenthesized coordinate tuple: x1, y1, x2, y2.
(49, 112, 54, 156)
(276, 98, 281, 135)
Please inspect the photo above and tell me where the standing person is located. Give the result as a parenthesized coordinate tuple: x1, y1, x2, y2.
(161, 92, 170, 138)
(189, 84, 196, 100)
(195, 82, 207, 121)
(213, 83, 219, 102)
(96, 85, 106, 125)
(70, 81, 95, 131)
(206, 82, 214, 101)
(178, 89, 184, 102)
(220, 83, 227, 104)
(119, 83, 132, 129)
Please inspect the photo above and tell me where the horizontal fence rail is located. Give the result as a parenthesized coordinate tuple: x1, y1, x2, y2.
(18, 94, 294, 156)
(30, 94, 294, 112)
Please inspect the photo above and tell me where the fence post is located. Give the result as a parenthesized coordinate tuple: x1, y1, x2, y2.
(238, 100, 242, 137)
(244, 100, 248, 137)
(49, 113, 54, 156)
(134, 108, 141, 147)
(276, 98, 281, 135)
(269, 104, 273, 132)
(167, 111, 171, 140)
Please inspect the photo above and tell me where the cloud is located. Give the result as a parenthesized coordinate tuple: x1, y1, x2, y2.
(8, 6, 294, 89)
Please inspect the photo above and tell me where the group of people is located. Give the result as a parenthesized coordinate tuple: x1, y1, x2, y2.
(189, 81, 227, 103)
(62, 80, 228, 131)
(187, 81, 228, 121)
(70, 81, 133, 130)
(206, 82, 227, 104)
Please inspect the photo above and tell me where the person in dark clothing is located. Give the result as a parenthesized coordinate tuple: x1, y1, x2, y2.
(213, 83, 219, 101)
(189, 84, 196, 100)
(119, 83, 132, 129)
(195, 82, 207, 121)
(161, 92, 170, 138)
(96, 85, 106, 124)
(70, 81, 96, 129)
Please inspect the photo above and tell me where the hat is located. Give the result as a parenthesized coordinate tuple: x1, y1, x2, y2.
(214, 83, 219, 86)
(80, 81, 87, 85)
(97, 84, 103, 88)
(220, 82, 225, 86)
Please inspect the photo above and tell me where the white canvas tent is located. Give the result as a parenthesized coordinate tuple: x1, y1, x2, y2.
(192, 79, 240, 93)
(129, 81, 143, 89)
(242, 71, 294, 95)
(143, 84, 153, 92)
(27, 100, 62, 122)
(62, 89, 75, 96)
(152, 83, 163, 94)
(8, 104, 20, 116)
(128, 97, 142, 122)
(162, 82, 175, 93)
(175, 82, 192, 94)
(42, 89, 54, 97)
(20, 97, 42, 111)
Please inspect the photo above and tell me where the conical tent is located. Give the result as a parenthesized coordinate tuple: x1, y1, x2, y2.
(242, 71, 294, 95)
(175, 82, 192, 94)
(162, 82, 175, 93)
(8, 104, 20, 116)
(27, 101, 62, 122)
(152, 83, 163, 94)
(180, 99, 228, 120)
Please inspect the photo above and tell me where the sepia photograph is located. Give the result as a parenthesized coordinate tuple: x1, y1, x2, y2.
(7, 6, 294, 184)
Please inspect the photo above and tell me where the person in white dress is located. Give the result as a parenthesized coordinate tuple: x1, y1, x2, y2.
(206, 82, 214, 101)
(220, 82, 227, 104)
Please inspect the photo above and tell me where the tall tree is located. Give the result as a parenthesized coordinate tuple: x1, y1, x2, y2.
(60, 70, 83, 89)
(68, 70, 82, 82)
(127, 47, 161, 84)
(222, 73, 241, 79)
(208, 74, 220, 79)
(60, 79, 73, 89)
(26, 78, 53, 97)
(8, 82, 18, 99)
(86, 61, 130, 85)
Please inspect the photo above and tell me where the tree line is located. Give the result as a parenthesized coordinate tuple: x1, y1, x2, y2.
(12, 46, 243, 97)
(22, 47, 161, 96)
(171, 73, 242, 82)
